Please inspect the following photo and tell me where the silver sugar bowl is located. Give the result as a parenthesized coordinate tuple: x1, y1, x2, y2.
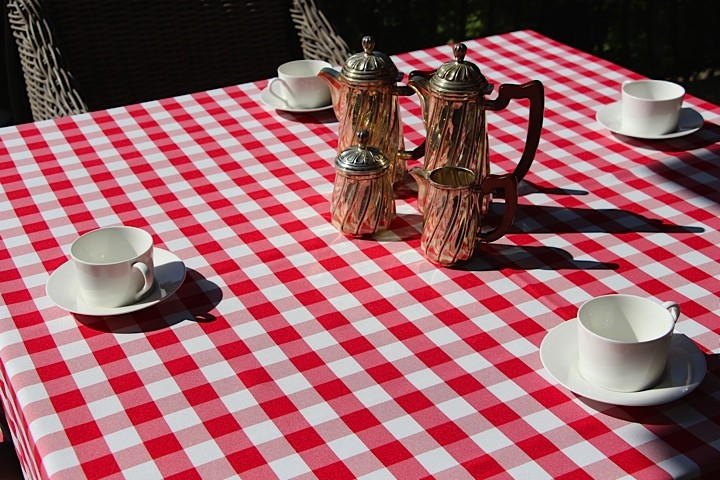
(330, 131, 395, 237)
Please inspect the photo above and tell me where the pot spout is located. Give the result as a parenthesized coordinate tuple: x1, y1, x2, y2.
(407, 71, 433, 124)
(318, 67, 343, 115)
(409, 166, 431, 214)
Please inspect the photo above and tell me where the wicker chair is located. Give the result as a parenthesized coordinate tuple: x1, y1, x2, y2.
(6, 0, 350, 122)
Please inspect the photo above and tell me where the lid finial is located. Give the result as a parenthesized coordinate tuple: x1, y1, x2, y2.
(356, 130, 369, 147)
(453, 43, 467, 62)
(362, 36, 375, 54)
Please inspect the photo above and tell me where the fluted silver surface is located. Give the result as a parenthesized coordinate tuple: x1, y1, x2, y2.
(420, 167, 478, 266)
(330, 171, 395, 237)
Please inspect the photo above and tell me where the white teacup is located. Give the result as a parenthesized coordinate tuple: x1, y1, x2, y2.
(577, 294, 680, 392)
(621, 79, 685, 137)
(267, 59, 332, 109)
(71, 226, 155, 308)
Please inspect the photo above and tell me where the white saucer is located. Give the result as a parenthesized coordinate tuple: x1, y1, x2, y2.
(540, 319, 706, 406)
(260, 84, 333, 113)
(595, 102, 704, 139)
(46, 248, 186, 316)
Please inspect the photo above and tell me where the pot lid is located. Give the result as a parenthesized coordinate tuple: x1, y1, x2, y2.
(335, 131, 390, 174)
(429, 43, 492, 95)
(341, 36, 399, 83)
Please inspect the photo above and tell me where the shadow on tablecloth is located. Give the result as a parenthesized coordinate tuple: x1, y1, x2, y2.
(616, 120, 720, 153)
(458, 243, 619, 272)
(507, 204, 704, 235)
(649, 124, 720, 207)
(573, 351, 720, 478)
(577, 351, 719, 422)
(73, 268, 222, 334)
(275, 109, 337, 125)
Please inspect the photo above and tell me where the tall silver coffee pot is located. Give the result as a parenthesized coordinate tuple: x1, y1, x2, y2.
(318, 36, 416, 186)
(408, 43, 544, 211)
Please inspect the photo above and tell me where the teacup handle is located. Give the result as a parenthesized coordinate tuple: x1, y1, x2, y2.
(476, 173, 517, 243)
(132, 262, 154, 301)
(267, 78, 290, 107)
(661, 301, 681, 323)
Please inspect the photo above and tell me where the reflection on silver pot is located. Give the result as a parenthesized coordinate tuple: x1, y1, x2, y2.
(411, 166, 517, 267)
(408, 43, 544, 210)
(318, 36, 419, 186)
(330, 131, 395, 237)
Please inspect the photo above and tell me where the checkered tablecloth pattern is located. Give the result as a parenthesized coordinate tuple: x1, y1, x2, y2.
(1, 30, 720, 479)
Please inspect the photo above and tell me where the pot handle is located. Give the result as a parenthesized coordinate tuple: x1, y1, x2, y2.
(396, 77, 428, 161)
(398, 143, 425, 161)
(476, 173, 517, 243)
(484, 80, 544, 183)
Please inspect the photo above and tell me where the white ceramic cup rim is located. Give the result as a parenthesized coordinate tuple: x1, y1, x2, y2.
(277, 59, 332, 78)
(577, 294, 677, 345)
(71, 226, 153, 266)
(621, 79, 685, 102)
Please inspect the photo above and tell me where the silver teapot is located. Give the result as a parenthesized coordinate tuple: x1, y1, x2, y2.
(330, 131, 395, 237)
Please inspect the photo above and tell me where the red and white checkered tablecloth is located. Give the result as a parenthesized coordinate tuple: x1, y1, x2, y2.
(1, 30, 720, 479)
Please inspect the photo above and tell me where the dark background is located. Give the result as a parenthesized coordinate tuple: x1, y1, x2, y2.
(320, 0, 720, 104)
(1, 0, 718, 127)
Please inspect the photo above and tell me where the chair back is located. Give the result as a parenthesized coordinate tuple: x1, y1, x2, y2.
(7, 0, 350, 121)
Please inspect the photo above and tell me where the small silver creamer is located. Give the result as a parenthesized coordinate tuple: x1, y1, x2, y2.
(330, 131, 395, 237)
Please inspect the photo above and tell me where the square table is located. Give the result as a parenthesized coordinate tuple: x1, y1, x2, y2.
(1, 30, 720, 479)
